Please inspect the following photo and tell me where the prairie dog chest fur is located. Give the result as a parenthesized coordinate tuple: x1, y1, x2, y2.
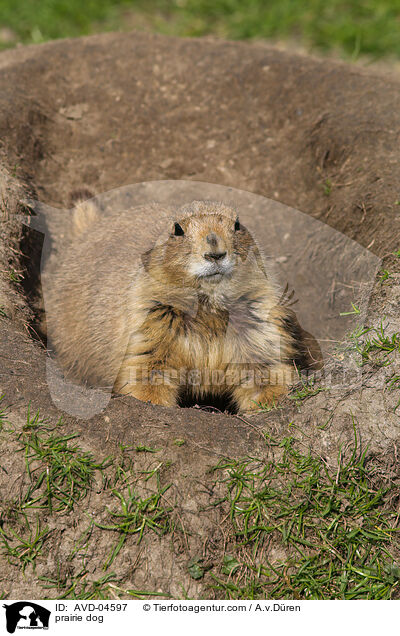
(45, 199, 321, 412)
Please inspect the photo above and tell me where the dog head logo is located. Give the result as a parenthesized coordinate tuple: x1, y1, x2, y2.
(3, 602, 50, 633)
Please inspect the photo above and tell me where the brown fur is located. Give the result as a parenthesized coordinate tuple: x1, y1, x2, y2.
(43, 199, 321, 412)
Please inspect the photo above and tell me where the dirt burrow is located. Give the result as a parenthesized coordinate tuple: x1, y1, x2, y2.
(1, 32, 400, 598)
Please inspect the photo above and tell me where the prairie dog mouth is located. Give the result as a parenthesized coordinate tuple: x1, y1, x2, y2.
(198, 266, 230, 282)
(202, 271, 223, 280)
(191, 260, 233, 281)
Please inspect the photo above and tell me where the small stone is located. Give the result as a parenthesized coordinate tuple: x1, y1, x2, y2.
(59, 103, 89, 120)
(160, 158, 173, 169)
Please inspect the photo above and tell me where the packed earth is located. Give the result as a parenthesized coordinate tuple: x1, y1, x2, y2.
(1, 32, 400, 599)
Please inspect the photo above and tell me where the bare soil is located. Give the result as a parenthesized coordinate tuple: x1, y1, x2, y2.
(1, 31, 400, 599)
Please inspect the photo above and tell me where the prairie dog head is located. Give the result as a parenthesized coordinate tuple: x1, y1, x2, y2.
(143, 201, 262, 289)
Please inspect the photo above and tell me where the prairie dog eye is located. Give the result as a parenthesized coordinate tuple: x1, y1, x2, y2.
(234, 218, 241, 231)
(174, 222, 185, 236)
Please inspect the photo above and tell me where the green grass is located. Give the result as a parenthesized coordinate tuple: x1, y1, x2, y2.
(0, 0, 134, 46)
(134, 445, 160, 453)
(39, 566, 171, 599)
(17, 406, 108, 513)
(323, 178, 332, 196)
(288, 373, 327, 405)
(1, 398, 400, 599)
(336, 322, 400, 413)
(254, 397, 283, 412)
(1, 0, 400, 60)
(379, 269, 393, 283)
(210, 427, 400, 599)
(0, 402, 173, 598)
(39, 568, 119, 599)
(349, 322, 400, 368)
(0, 515, 51, 572)
(93, 480, 172, 569)
(8, 268, 23, 283)
(340, 302, 361, 316)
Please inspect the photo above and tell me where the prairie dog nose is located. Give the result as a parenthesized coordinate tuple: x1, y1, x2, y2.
(204, 251, 227, 262)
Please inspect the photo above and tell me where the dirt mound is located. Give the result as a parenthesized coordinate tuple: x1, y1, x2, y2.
(1, 32, 400, 599)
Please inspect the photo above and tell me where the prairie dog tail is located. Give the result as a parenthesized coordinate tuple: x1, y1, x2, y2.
(69, 190, 100, 239)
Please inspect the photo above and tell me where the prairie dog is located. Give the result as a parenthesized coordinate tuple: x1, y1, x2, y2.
(44, 199, 321, 412)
